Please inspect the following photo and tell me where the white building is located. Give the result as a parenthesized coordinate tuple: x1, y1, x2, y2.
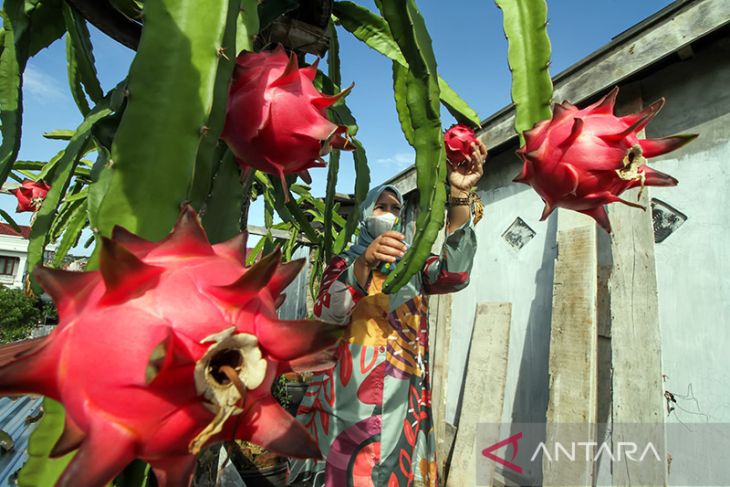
(0, 223, 31, 289)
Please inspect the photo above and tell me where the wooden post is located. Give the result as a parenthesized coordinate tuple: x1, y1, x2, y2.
(607, 85, 667, 485)
(543, 210, 598, 486)
(446, 303, 511, 487)
(429, 293, 453, 480)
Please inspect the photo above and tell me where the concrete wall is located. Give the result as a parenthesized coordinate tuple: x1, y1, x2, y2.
(0, 234, 28, 289)
(641, 33, 730, 429)
(441, 148, 557, 482)
(429, 29, 730, 484)
(443, 146, 556, 428)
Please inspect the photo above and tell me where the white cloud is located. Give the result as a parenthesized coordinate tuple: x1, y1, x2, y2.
(376, 151, 414, 169)
(23, 64, 65, 103)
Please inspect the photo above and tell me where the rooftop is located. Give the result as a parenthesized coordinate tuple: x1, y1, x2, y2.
(0, 223, 31, 239)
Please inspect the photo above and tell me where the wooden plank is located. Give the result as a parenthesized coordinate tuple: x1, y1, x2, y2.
(429, 292, 452, 480)
(386, 0, 729, 194)
(446, 302, 511, 487)
(607, 88, 667, 485)
(543, 210, 598, 487)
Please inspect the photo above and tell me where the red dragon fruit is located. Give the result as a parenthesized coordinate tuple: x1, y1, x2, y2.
(10, 179, 50, 212)
(0, 205, 342, 487)
(513, 86, 697, 232)
(222, 45, 354, 194)
(444, 124, 479, 167)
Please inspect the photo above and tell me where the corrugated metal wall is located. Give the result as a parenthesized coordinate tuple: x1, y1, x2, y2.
(0, 396, 43, 486)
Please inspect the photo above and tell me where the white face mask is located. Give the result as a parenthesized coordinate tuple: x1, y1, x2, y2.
(366, 212, 398, 238)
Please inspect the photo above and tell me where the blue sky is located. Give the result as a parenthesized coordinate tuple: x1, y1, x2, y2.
(1, 0, 675, 246)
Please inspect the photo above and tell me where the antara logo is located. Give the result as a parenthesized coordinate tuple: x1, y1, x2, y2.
(481, 432, 662, 474)
(481, 432, 524, 474)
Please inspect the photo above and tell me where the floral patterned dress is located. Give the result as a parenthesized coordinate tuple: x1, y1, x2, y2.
(288, 221, 477, 486)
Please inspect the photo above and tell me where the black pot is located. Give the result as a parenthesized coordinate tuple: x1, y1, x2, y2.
(285, 382, 308, 416)
(238, 462, 289, 487)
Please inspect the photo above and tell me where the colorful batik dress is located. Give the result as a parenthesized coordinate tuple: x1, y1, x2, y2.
(288, 220, 476, 487)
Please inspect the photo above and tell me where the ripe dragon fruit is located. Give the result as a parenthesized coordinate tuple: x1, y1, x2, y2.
(513, 87, 697, 232)
(222, 45, 354, 194)
(0, 206, 342, 487)
(444, 124, 479, 167)
(10, 179, 50, 212)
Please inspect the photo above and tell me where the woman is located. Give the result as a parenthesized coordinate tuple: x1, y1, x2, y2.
(290, 140, 486, 486)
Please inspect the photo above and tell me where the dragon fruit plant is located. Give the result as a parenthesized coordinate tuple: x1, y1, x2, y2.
(0, 206, 342, 487)
(513, 87, 697, 232)
(10, 179, 50, 213)
(444, 124, 479, 167)
(222, 45, 354, 194)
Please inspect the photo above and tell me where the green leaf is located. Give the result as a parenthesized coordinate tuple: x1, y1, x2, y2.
(246, 235, 267, 266)
(85, 149, 111, 269)
(96, 0, 234, 242)
(11, 160, 44, 170)
(43, 129, 75, 140)
(333, 137, 369, 254)
(314, 70, 358, 136)
(26, 0, 66, 58)
(308, 245, 324, 300)
(333, 2, 405, 64)
(201, 149, 244, 244)
(0, 0, 65, 189)
(65, 5, 104, 102)
(63, 188, 89, 203)
(0, 208, 21, 232)
(37, 149, 69, 182)
(333, 1, 480, 127)
(323, 22, 341, 261)
(238, 0, 261, 53)
(392, 61, 414, 146)
(64, 25, 90, 115)
(257, 172, 318, 243)
(27, 104, 111, 291)
(263, 183, 274, 228)
(271, 179, 318, 243)
(52, 198, 87, 266)
(0, 2, 30, 190)
(49, 197, 82, 244)
(13, 169, 37, 180)
(16, 398, 75, 487)
(379, 0, 447, 294)
(113, 460, 151, 487)
(495, 0, 553, 143)
(291, 185, 346, 228)
(63, 3, 104, 115)
(109, 0, 144, 22)
(189, 0, 243, 208)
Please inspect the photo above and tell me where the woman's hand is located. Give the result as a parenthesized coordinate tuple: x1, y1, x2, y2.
(448, 139, 487, 194)
(353, 230, 407, 289)
(359, 231, 407, 268)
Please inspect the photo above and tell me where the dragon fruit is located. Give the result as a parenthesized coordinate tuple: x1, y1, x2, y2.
(10, 179, 50, 212)
(444, 124, 479, 167)
(0, 205, 341, 487)
(222, 45, 354, 194)
(513, 86, 697, 232)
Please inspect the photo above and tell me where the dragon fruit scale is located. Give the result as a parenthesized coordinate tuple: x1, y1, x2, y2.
(10, 179, 50, 213)
(0, 205, 342, 487)
(222, 45, 354, 195)
(513, 86, 697, 232)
